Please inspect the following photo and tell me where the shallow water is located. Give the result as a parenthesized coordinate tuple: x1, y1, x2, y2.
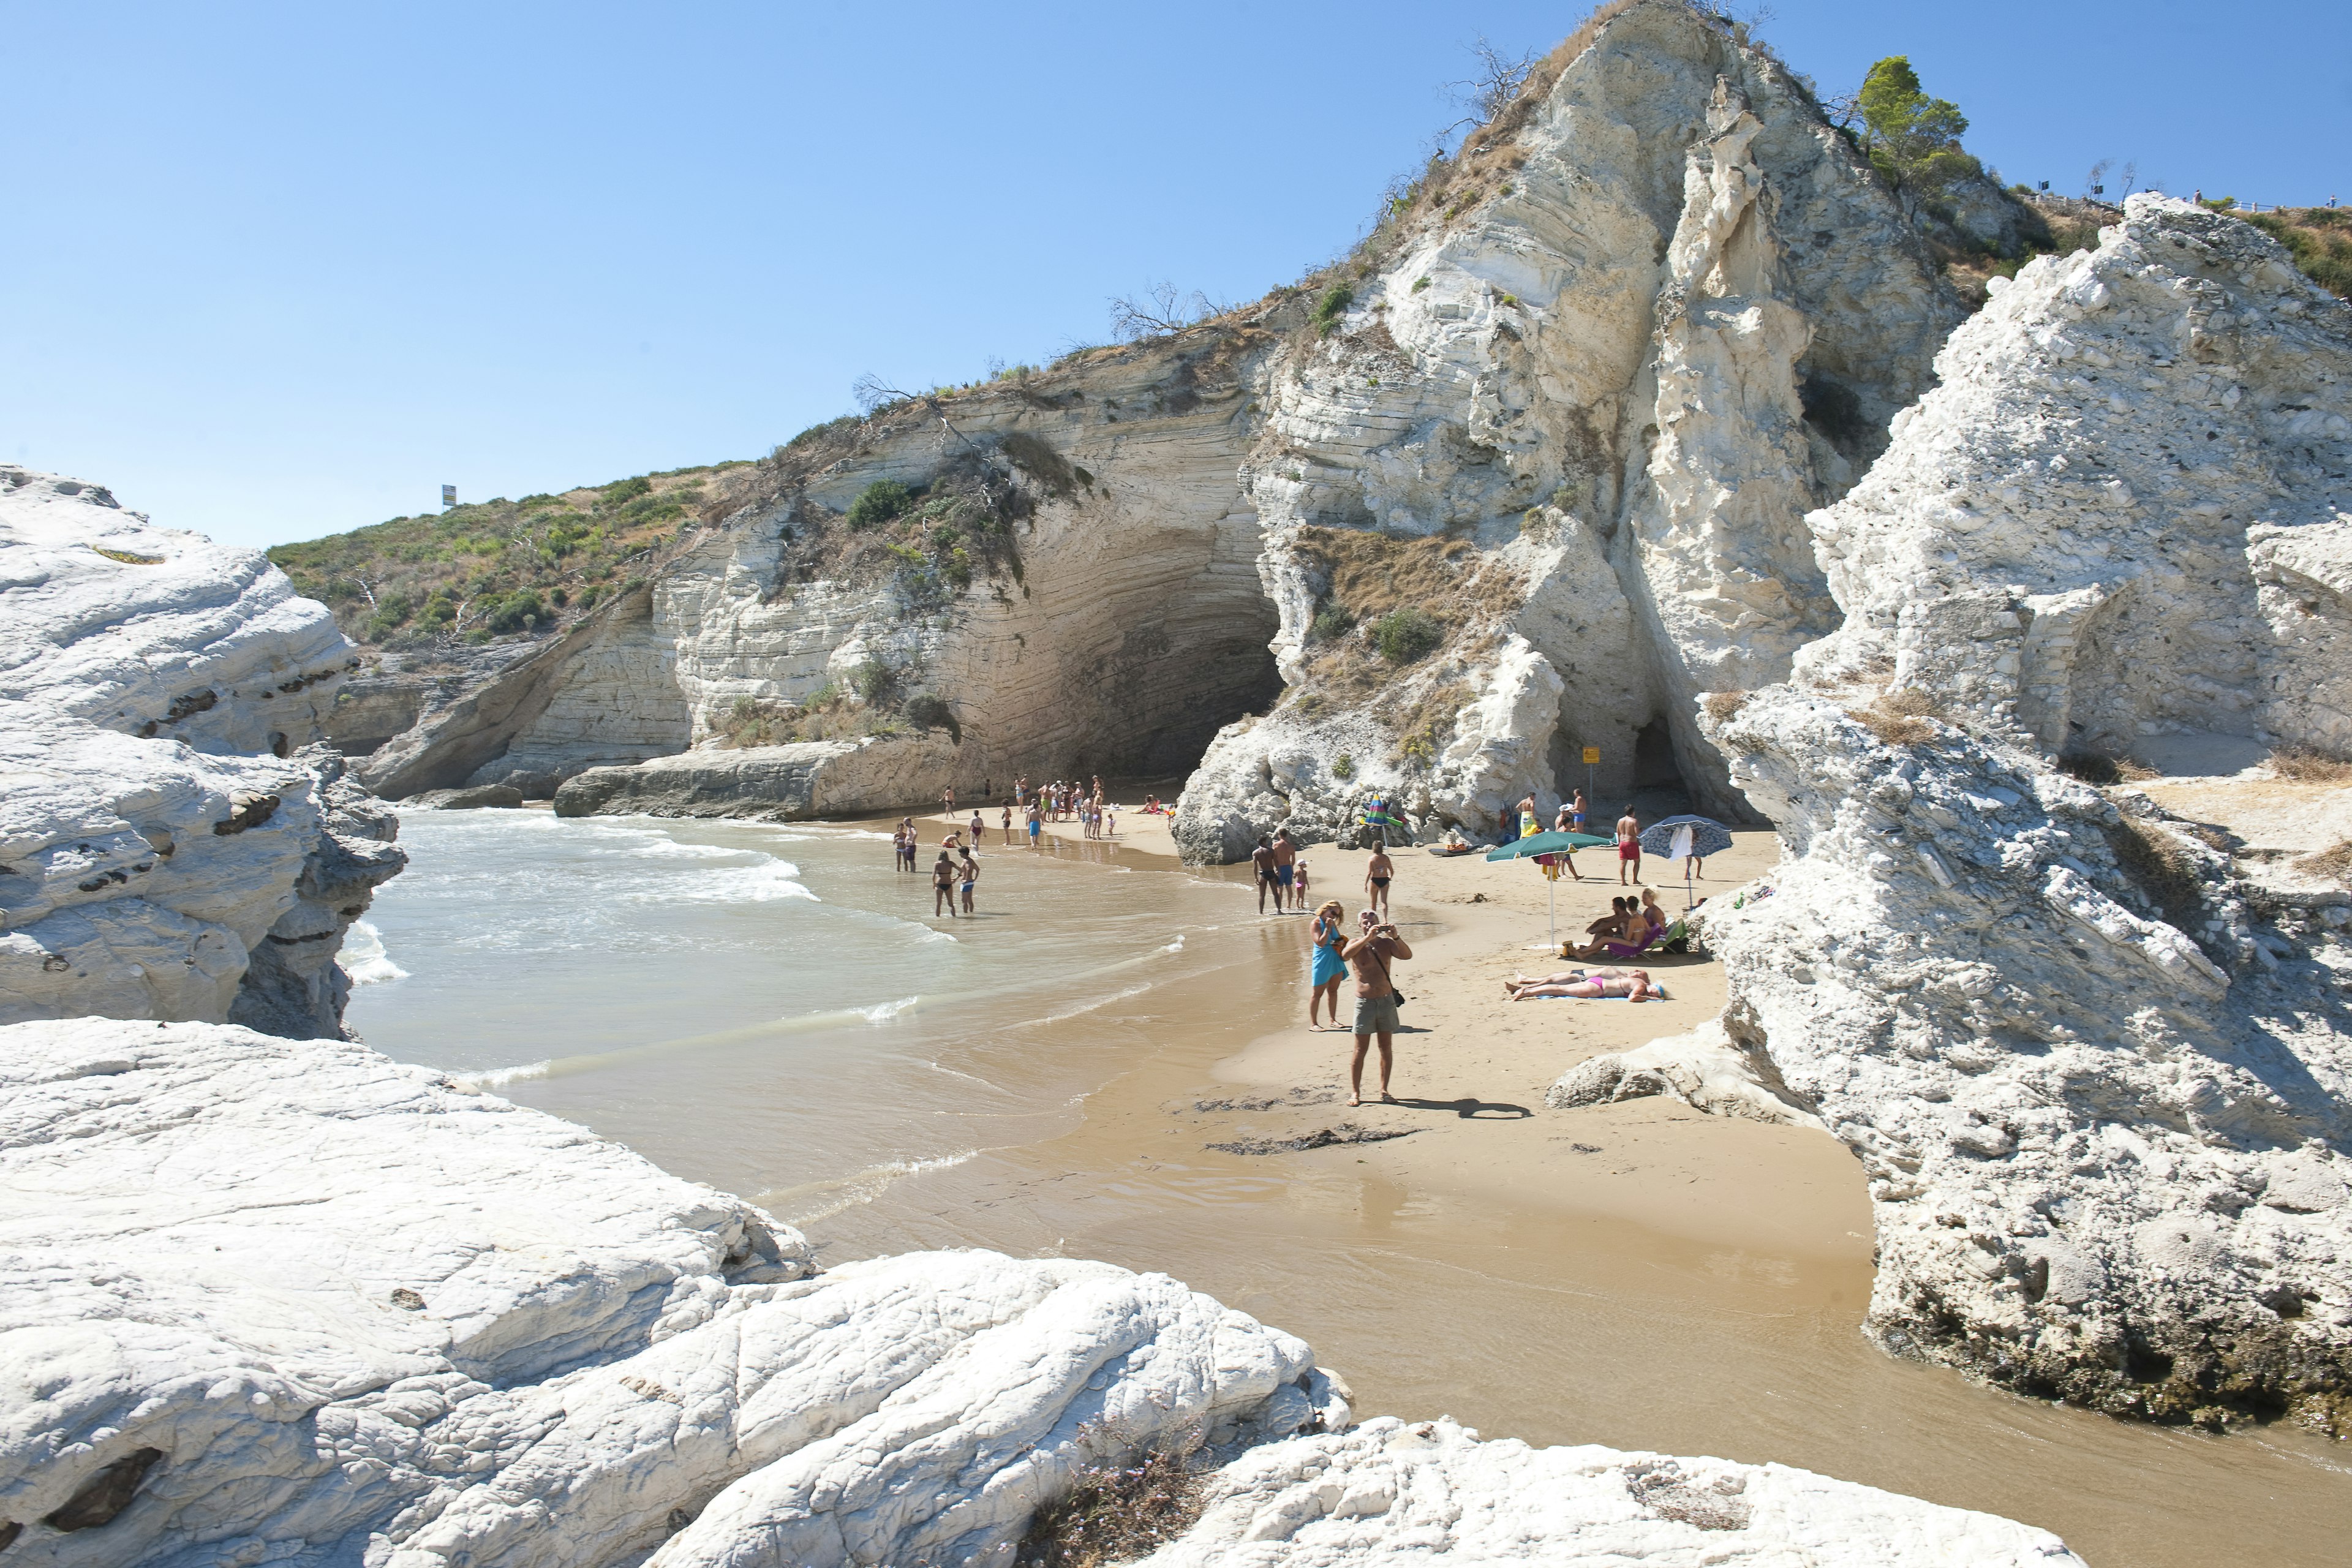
(349, 810, 2352, 1567)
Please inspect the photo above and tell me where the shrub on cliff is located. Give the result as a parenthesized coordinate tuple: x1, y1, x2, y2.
(1311, 284, 1354, 337)
(1853, 57, 1980, 209)
(1373, 607, 1442, 664)
(848, 479, 914, 531)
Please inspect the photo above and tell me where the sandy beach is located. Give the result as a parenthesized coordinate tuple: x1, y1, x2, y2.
(865, 792, 2352, 1568)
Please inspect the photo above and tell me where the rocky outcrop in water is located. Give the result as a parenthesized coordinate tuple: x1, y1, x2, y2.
(552, 734, 963, 821)
(0, 1018, 2077, 1566)
(0, 470, 400, 1036)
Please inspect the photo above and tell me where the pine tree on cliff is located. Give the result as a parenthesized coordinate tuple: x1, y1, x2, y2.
(1853, 56, 1980, 213)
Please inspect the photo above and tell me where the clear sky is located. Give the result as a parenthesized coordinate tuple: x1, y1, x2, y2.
(7, 1, 2346, 549)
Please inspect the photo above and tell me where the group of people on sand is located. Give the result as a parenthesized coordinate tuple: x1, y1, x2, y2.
(1250, 830, 1393, 918)
(1007, 775, 1114, 843)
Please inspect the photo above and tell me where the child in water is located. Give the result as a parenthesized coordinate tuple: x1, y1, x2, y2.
(1294, 859, 1311, 905)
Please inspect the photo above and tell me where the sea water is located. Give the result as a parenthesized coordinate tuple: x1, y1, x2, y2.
(345, 809, 1274, 1229)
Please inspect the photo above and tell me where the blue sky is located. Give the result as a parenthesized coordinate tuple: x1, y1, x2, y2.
(7, 1, 2345, 549)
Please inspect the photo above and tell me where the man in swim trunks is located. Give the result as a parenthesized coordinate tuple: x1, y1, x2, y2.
(1001, 800, 1013, 845)
(932, 850, 959, 918)
(1571, 789, 1588, 834)
(1363, 837, 1394, 920)
(1027, 801, 1042, 850)
(943, 785, 956, 820)
(1341, 914, 1413, 1105)
(1616, 806, 1642, 884)
(1252, 835, 1280, 914)
(959, 846, 979, 914)
(1270, 829, 1298, 912)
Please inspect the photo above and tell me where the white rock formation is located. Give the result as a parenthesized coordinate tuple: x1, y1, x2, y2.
(0, 1019, 1341, 1567)
(1141, 1416, 2084, 1567)
(1176, 0, 1972, 859)
(0, 470, 400, 1036)
(553, 733, 964, 821)
(1547, 1017, 1823, 1128)
(1798, 194, 2352, 762)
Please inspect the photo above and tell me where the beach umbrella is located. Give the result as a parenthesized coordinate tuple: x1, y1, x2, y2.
(1638, 814, 1733, 908)
(1485, 829, 1614, 946)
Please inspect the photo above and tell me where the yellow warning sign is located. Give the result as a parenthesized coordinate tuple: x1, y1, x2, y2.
(1581, 746, 1600, 765)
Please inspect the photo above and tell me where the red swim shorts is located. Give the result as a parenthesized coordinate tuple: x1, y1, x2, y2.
(1618, 841, 1639, 860)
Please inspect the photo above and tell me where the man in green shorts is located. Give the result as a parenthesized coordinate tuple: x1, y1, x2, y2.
(1340, 914, 1412, 1106)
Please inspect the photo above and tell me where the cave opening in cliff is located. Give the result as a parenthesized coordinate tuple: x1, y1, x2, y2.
(1633, 718, 1691, 801)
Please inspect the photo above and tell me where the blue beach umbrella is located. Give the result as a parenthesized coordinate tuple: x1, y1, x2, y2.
(1486, 830, 1613, 946)
(1638, 815, 1733, 908)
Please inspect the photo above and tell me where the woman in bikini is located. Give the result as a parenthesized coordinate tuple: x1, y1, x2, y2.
(1363, 836, 1393, 919)
(931, 851, 959, 918)
(1306, 899, 1349, 1030)
(1506, 967, 1662, 1001)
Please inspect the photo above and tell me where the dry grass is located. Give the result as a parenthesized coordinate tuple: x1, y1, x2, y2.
(2105, 816, 2206, 925)
(1016, 1445, 1206, 1568)
(2270, 748, 2352, 783)
(1701, 691, 1748, 723)
(1848, 688, 1946, 746)
(1395, 680, 1474, 767)
(2299, 840, 2352, 883)
(1288, 526, 1521, 710)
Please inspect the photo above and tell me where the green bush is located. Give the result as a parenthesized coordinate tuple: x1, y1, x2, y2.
(1332, 753, 1356, 782)
(1373, 607, 1443, 664)
(1411, 276, 1431, 293)
(1854, 57, 1980, 207)
(847, 479, 914, 531)
(851, 658, 902, 707)
(602, 475, 653, 505)
(1312, 284, 1355, 337)
(1310, 603, 1357, 643)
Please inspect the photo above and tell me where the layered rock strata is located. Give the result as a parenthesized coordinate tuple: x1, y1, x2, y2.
(0, 1018, 2079, 1565)
(553, 734, 963, 821)
(0, 471, 401, 1036)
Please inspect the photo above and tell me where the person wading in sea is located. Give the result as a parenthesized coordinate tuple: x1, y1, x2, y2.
(1252, 835, 1280, 914)
(1270, 829, 1299, 912)
(932, 850, 959, 918)
(1026, 799, 1043, 850)
(958, 846, 979, 915)
(1341, 911, 1412, 1106)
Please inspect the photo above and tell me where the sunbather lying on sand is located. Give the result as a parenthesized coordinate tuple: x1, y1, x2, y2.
(1504, 967, 1663, 1001)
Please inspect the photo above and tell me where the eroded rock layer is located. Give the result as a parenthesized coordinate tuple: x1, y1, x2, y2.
(0, 471, 399, 1036)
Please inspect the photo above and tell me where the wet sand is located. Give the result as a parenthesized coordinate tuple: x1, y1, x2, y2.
(818, 799, 2352, 1567)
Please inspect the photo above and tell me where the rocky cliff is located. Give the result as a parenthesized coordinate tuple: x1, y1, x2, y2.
(0, 1018, 2081, 1566)
(1554, 196, 2352, 1433)
(323, 1, 2024, 853)
(0, 470, 401, 1037)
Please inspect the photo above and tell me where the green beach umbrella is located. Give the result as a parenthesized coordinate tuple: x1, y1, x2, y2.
(1485, 829, 1614, 946)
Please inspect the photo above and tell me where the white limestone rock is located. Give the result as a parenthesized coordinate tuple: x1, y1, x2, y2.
(1798, 194, 2352, 761)
(552, 733, 965, 820)
(0, 471, 399, 1036)
(1138, 1416, 2084, 1567)
(1177, 0, 1974, 856)
(1547, 1017, 1823, 1128)
(0, 1020, 1334, 1567)
(1688, 687, 2352, 1429)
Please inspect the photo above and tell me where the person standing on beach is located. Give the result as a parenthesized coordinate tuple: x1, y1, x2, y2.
(1570, 788, 1588, 835)
(1549, 802, 1585, 881)
(1340, 913, 1412, 1105)
(1515, 791, 1539, 839)
(1364, 837, 1394, 920)
(1307, 899, 1349, 1030)
(1001, 799, 1013, 845)
(1026, 799, 1042, 850)
(1294, 857, 1310, 906)
(943, 785, 956, 820)
(959, 846, 979, 914)
(1616, 806, 1642, 884)
(1270, 829, 1298, 911)
(1252, 835, 1280, 914)
(932, 850, 959, 917)
(969, 808, 986, 848)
